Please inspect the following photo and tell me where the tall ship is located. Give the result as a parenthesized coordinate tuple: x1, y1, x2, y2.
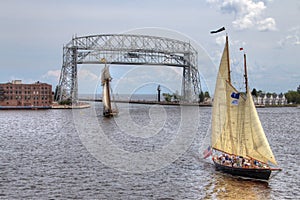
(205, 33, 281, 180)
(101, 64, 118, 117)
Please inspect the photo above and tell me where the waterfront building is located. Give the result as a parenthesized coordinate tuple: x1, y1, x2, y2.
(252, 93, 287, 106)
(0, 80, 53, 108)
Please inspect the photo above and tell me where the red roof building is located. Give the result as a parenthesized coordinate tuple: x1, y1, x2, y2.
(0, 80, 53, 108)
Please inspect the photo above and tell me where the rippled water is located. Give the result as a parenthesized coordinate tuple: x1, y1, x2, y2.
(0, 103, 299, 199)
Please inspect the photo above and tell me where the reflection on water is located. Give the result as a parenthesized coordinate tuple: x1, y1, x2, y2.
(206, 172, 270, 200)
(0, 105, 299, 199)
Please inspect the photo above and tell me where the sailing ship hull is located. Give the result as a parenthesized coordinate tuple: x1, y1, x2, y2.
(103, 110, 118, 117)
(213, 160, 271, 180)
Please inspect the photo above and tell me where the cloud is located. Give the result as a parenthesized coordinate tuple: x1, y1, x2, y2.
(42, 70, 61, 81)
(76, 68, 101, 94)
(8, 76, 35, 84)
(215, 36, 226, 46)
(42, 69, 99, 93)
(207, 0, 276, 31)
(78, 69, 98, 81)
(257, 17, 276, 31)
(113, 66, 182, 95)
(278, 26, 300, 47)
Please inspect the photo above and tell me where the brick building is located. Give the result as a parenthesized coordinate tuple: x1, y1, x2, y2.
(0, 80, 53, 108)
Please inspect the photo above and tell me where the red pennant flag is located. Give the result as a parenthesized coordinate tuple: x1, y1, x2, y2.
(240, 47, 244, 51)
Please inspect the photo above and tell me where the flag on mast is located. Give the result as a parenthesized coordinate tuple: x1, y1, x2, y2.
(210, 27, 225, 34)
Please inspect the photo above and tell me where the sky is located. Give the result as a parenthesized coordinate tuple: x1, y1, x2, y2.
(0, 0, 299, 96)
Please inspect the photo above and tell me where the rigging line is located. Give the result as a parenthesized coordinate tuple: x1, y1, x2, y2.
(230, 44, 244, 92)
(110, 86, 118, 110)
(269, 170, 282, 180)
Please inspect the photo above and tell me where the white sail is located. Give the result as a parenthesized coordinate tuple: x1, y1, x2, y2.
(211, 36, 277, 165)
(101, 65, 112, 86)
(244, 88, 277, 165)
(212, 81, 248, 157)
(211, 36, 230, 151)
(102, 82, 111, 111)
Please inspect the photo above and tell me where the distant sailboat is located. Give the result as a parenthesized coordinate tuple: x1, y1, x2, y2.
(206, 34, 281, 180)
(101, 64, 118, 117)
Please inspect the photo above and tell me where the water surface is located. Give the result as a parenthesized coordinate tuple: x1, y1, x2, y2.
(0, 104, 299, 199)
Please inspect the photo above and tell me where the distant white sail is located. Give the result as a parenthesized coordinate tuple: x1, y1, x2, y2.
(101, 65, 112, 86)
(102, 82, 111, 111)
(101, 64, 118, 117)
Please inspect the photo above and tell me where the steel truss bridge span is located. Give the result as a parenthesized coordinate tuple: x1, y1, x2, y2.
(55, 34, 201, 102)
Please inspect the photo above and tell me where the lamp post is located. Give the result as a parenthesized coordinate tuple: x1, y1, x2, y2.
(157, 85, 161, 102)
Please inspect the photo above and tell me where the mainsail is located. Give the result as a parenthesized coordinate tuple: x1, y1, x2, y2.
(101, 65, 112, 113)
(211, 36, 277, 165)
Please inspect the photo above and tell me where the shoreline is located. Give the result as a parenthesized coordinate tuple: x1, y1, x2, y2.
(79, 98, 211, 106)
(79, 98, 298, 108)
(0, 100, 297, 110)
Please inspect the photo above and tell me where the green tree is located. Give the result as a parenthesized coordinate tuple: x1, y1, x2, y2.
(285, 90, 300, 104)
(251, 88, 257, 97)
(257, 90, 263, 97)
(199, 91, 205, 103)
(204, 91, 210, 98)
(172, 91, 181, 102)
(59, 98, 72, 105)
(162, 93, 172, 102)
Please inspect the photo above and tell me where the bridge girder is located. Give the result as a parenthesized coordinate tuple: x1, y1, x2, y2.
(56, 34, 201, 102)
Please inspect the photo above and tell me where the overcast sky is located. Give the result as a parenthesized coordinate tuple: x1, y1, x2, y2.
(0, 0, 299, 95)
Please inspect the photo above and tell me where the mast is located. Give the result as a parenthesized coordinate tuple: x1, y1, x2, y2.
(226, 34, 231, 83)
(244, 53, 248, 93)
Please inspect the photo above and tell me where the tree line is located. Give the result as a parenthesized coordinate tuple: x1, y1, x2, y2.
(285, 90, 300, 104)
(251, 87, 300, 104)
(162, 86, 300, 104)
(162, 91, 211, 103)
